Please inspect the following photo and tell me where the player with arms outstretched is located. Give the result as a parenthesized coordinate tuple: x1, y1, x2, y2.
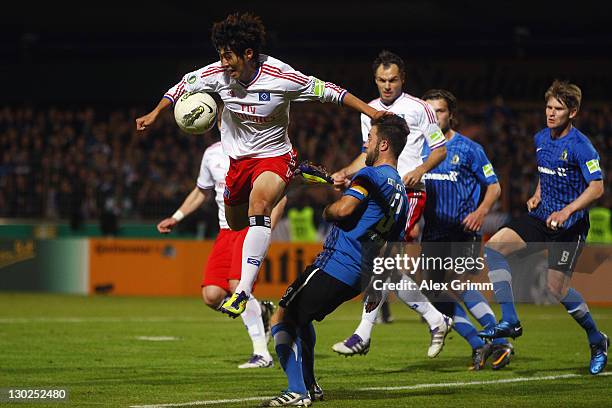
(479, 80, 608, 375)
(263, 115, 409, 406)
(138, 13, 387, 318)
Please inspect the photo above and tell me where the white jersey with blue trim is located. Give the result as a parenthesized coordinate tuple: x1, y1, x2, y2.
(196, 142, 229, 229)
(360, 93, 445, 190)
(165, 55, 347, 160)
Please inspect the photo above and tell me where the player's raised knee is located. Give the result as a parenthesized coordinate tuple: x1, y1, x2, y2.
(202, 286, 227, 309)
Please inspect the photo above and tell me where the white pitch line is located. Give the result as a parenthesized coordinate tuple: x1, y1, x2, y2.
(360, 371, 612, 391)
(0, 317, 219, 323)
(129, 396, 275, 407)
(129, 372, 612, 407)
(135, 336, 180, 341)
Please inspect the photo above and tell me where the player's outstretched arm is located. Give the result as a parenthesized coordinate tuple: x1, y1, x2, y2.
(463, 182, 501, 232)
(136, 97, 173, 131)
(342, 93, 390, 120)
(403, 146, 447, 187)
(323, 195, 361, 222)
(546, 179, 604, 229)
(157, 187, 210, 233)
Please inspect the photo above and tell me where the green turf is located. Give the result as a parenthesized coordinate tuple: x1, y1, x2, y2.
(1, 293, 610, 407)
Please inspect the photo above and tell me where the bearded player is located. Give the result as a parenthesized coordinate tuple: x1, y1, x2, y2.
(264, 115, 409, 406)
(332, 51, 451, 358)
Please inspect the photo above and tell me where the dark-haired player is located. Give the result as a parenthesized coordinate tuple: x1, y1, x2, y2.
(263, 115, 409, 406)
(136, 13, 386, 318)
(479, 80, 608, 375)
(420, 89, 512, 370)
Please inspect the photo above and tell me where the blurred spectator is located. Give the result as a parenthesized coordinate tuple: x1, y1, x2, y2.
(0, 101, 609, 234)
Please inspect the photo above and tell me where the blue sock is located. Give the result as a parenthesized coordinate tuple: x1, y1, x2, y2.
(299, 323, 316, 390)
(272, 323, 307, 394)
(561, 288, 604, 345)
(484, 247, 519, 324)
(461, 290, 508, 345)
(453, 302, 485, 350)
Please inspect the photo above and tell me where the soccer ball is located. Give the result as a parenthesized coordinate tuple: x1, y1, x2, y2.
(174, 92, 217, 134)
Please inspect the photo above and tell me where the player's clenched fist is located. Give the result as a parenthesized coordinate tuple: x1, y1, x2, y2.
(157, 217, 178, 234)
(136, 111, 159, 131)
(331, 170, 350, 191)
(526, 195, 541, 211)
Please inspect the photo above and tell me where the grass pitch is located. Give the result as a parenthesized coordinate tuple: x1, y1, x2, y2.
(1, 293, 611, 407)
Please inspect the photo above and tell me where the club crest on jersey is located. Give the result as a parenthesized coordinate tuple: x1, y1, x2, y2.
(258, 92, 271, 101)
(451, 154, 460, 165)
(560, 149, 568, 161)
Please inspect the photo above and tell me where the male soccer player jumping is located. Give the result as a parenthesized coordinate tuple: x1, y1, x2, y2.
(263, 115, 409, 406)
(157, 136, 284, 368)
(137, 13, 386, 318)
(479, 80, 608, 375)
(332, 51, 451, 358)
(420, 89, 513, 370)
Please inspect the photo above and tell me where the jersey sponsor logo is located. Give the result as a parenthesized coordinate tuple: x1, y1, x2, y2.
(187, 75, 197, 84)
(586, 159, 601, 174)
(233, 111, 276, 123)
(423, 171, 458, 182)
(451, 154, 460, 165)
(312, 78, 325, 97)
(536, 147, 543, 152)
(246, 257, 261, 267)
(483, 163, 495, 177)
(258, 92, 271, 101)
(538, 166, 567, 177)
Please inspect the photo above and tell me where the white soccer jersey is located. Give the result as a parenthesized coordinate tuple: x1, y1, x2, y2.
(360, 93, 446, 190)
(165, 55, 347, 160)
(196, 142, 230, 229)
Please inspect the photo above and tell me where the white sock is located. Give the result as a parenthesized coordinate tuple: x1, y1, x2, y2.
(395, 274, 444, 330)
(236, 216, 271, 296)
(354, 290, 389, 342)
(241, 296, 271, 358)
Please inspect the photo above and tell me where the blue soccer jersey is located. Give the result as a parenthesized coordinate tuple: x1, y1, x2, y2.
(314, 165, 408, 290)
(530, 127, 603, 228)
(421, 133, 498, 241)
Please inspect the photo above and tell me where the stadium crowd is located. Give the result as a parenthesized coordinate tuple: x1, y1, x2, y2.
(0, 100, 609, 230)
